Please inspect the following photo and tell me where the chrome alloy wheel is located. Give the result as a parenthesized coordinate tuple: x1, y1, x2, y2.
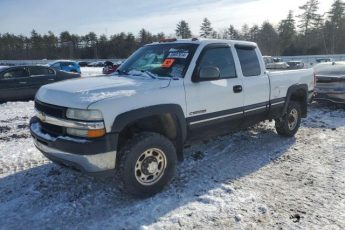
(134, 148, 167, 186)
(288, 108, 299, 130)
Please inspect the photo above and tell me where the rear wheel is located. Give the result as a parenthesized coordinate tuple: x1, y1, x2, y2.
(117, 132, 177, 198)
(275, 101, 301, 137)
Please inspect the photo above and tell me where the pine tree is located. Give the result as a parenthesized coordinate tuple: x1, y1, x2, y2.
(138, 28, 153, 45)
(257, 22, 279, 55)
(200, 18, 214, 38)
(278, 11, 297, 55)
(328, 0, 345, 26)
(176, 20, 192, 39)
(298, 0, 321, 35)
(241, 24, 250, 41)
(227, 25, 241, 40)
(249, 25, 260, 42)
(327, 0, 345, 53)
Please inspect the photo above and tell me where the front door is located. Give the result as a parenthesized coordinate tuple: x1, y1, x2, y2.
(0, 67, 31, 101)
(184, 44, 244, 140)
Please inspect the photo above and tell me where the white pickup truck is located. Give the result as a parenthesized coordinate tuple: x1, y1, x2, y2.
(30, 39, 315, 197)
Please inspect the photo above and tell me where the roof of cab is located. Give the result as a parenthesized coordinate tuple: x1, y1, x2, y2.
(147, 38, 257, 47)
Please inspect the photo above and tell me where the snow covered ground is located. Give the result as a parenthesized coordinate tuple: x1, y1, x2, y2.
(0, 100, 344, 229)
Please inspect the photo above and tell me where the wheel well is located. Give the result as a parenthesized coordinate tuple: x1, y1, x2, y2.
(117, 113, 184, 161)
(290, 89, 307, 117)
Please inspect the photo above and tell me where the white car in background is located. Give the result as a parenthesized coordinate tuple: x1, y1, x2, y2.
(263, 56, 289, 69)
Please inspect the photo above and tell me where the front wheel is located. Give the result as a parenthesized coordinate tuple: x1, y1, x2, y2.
(117, 132, 177, 198)
(275, 101, 302, 137)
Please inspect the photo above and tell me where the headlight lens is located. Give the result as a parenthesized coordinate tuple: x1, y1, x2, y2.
(66, 108, 103, 121)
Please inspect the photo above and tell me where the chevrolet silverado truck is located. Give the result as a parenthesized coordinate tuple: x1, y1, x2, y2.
(30, 39, 315, 197)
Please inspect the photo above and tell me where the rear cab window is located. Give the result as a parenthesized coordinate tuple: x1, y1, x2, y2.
(235, 45, 261, 77)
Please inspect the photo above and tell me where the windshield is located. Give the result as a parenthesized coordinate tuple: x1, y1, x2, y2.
(118, 43, 198, 78)
(314, 63, 345, 76)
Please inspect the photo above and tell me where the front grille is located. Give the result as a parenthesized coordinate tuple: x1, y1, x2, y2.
(35, 100, 66, 119)
(35, 100, 66, 136)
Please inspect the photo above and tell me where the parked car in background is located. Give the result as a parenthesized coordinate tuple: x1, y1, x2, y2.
(287, 61, 305, 69)
(102, 61, 121, 75)
(313, 62, 345, 104)
(0, 65, 81, 102)
(78, 61, 90, 67)
(263, 56, 289, 69)
(48, 60, 81, 73)
(316, 58, 333, 63)
(88, 61, 105, 67)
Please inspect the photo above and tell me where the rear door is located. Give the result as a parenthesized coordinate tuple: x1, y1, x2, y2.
(184, 43, 244, 139)
(234, 45, 270, 125)
(0, 67, 31, 101)
(28, 66, 56, 95)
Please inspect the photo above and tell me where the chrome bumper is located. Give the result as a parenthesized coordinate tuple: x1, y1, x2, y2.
(34, 138, 117, 173)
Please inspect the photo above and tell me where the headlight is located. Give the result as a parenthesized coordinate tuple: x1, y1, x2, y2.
(66, 108, 103, 121)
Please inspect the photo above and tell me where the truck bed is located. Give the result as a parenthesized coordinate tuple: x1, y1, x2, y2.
(268, 68, 314, 100)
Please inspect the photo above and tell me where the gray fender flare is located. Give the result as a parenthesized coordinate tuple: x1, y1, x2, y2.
(283, 84, 308, 118)
(111, 104, 187, 161)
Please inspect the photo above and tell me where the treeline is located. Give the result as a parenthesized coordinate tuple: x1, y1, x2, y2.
(0, 0, 344, 60)
(0, 30, 164, 60)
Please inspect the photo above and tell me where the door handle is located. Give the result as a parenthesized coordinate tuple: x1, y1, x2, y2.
(19, 81, 27, 84)
(48, 79, 55, 81)
(233, 85, 243, 93)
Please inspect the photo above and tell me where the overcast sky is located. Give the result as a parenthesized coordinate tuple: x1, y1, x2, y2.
(0, 0, 334, 36)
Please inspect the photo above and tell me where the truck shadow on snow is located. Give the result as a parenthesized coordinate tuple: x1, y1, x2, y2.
(0, 123, 295, 229)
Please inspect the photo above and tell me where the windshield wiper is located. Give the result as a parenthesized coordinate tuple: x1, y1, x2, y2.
(127, 70, 158, 79)
(143, 70, 158, 79)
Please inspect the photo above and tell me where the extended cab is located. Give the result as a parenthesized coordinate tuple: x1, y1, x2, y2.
(30, 39, 315, 197)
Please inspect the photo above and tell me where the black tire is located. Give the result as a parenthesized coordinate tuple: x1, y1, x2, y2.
(275, 101, 302, 137)
(117, 132, 177, 198)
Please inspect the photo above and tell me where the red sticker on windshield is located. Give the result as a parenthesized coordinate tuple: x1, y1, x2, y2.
(162, 59, 175, 68)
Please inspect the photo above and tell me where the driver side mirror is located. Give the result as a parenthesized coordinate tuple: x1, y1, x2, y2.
(197, 66, 220, 81)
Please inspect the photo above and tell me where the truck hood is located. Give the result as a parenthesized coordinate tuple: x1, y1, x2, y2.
(36, 76, 171, 109)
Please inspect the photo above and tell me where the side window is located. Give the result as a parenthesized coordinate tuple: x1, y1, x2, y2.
(29, 67, 54, 76)
(236, 46, 261, 77)
(52, 63, 60, 68)
(198, 47, 237, 79)
(29, 67, 46, 76)
(62, 62, 73, 67)
(3, 68, 29, 79)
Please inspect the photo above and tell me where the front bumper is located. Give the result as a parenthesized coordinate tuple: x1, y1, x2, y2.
(30, 117, 118, 174)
